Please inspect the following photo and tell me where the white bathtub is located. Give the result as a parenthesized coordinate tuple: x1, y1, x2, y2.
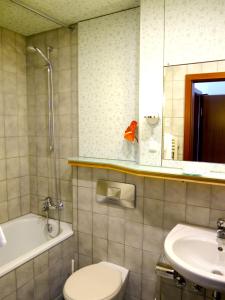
(0, 213, 73, 277)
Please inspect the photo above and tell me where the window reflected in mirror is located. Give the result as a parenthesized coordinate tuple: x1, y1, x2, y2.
(163, 61, 225, 163)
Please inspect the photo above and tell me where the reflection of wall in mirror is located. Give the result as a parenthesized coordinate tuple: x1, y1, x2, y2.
(163, 60, 225, 160)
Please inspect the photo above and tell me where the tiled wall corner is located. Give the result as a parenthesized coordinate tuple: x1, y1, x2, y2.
(0, 27, 30, 224)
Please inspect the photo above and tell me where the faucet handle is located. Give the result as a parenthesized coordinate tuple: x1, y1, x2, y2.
(43, 196, 55, 211)
(217, 218, 225, 229)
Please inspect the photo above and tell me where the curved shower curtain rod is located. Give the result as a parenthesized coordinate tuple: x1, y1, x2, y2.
(10, 0, 75, 30)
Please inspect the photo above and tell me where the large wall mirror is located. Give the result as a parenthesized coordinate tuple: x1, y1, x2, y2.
(162, 0, 225, 164)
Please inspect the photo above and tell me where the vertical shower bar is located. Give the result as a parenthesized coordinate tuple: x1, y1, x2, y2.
(47, 47, 59, 200)
(47, 47, 61, 235)
(47, 46, 54, 152)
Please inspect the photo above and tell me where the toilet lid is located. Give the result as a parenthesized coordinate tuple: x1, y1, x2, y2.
(63, 263, 122, 300)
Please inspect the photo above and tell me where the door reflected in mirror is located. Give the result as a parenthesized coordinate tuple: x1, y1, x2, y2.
(163, 61, 225, 163)
(184, 73, 225, 163)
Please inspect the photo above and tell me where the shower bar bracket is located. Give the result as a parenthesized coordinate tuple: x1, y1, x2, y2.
(10, 0, 75, 30)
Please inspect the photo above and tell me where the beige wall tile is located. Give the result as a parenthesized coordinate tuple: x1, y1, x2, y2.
(0, 117, 5, 138)
(21, 195, 30, 215)
(0, 201, 8, 223)
(108, 205, 125, 218)
(92, 168, 108, 188)
(186, 205, 210, 226)
(78, 254, 92, 268)
(0, 271, 16, 300)
(0, 180, 7, 202)
(108, 216, 125, 243)
(4, 116, 18, 137)
(143, 225, 164, 253)
(125, 196, 143, 224)
(2, 292, 17, 300)
(186, 183, 211, 207)
(78, 232, 92, 256)
(93, 237, 108, 260)
(160, 281, 182, 300)
(125, 221, 143, 249)
(211, 186, 225, 210)
(17, 280, 34, 300)
(34, 252, 49, 277)
(0, 138, 5, 159)
(34, 270, 49, 300)
(126, 174, 144, 197)
(124, 246, 142, 273)
(144, 198, 164, 227)
(78, 167, 92, 188)
(142, 275, 158, 300)
(78, 210, 92, 234)
(108, 241, 124, 266)
(165, 181, 186, 203)
(16, 261, 33, 288)
(93, 193, 108, 215)
(60, 179, 72, 202)
(108, 170, 126, 182)
(164, 202, 186, 230)
(49, 244, 62, 268)
(8, 197, 21, 219)
(7, 178, 20, 200)
(93, 213, 108, 239)
(0, 160, 6, 181)
(144, 178, 164, 200)
(142, 250, 160, 277)
(126, 272, 141, 299)
(78, 186, 92, 211)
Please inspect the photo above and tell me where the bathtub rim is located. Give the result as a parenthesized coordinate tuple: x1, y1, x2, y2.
(0, 213, 73, 278)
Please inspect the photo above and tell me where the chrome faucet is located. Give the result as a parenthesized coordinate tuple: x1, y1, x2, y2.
(217, 218, 225, 239)
(43, 196, 63, 211)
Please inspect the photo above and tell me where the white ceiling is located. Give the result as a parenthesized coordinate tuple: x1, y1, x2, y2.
(0, 0, 140, 36)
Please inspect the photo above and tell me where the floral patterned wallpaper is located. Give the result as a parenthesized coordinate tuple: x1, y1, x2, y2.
(164, 0, 225, 65)
(78, 8, 140, 161)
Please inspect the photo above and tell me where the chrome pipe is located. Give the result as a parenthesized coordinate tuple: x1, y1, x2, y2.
(47, 46, 54, 153)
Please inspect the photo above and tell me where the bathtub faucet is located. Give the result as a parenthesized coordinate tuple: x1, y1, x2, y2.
(43, 196, 63, 211)
(217, 218, 225, 239)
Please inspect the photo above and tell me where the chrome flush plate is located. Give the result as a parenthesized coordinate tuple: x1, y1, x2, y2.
(96, 180, 136, 208)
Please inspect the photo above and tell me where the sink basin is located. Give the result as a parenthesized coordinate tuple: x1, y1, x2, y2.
(164, 224, 225, 291)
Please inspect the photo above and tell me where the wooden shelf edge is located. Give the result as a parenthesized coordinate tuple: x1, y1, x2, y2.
(68, 160, 225, 186)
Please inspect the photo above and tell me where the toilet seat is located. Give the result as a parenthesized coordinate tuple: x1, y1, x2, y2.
(63, 263, 122, 300)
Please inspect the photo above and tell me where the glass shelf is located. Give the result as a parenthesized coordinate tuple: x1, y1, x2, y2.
(68, 157, 225, 186)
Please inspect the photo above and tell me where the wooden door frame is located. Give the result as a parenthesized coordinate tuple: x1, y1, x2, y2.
(183, 72, 225, 160)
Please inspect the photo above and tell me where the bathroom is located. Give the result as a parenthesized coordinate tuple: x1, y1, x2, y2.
(0, 0, 225, 299)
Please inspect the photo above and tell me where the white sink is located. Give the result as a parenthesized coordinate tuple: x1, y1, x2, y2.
(164, 224, 225, 291)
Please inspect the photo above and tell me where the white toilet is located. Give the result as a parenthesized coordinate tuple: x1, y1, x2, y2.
(63, 261, 129, 300)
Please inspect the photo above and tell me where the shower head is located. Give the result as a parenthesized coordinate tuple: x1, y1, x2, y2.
(27, 45, 36, 53)
(27, 45, 51, 67)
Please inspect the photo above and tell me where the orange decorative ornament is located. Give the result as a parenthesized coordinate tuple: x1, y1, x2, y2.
(124, 120, 138, 143)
